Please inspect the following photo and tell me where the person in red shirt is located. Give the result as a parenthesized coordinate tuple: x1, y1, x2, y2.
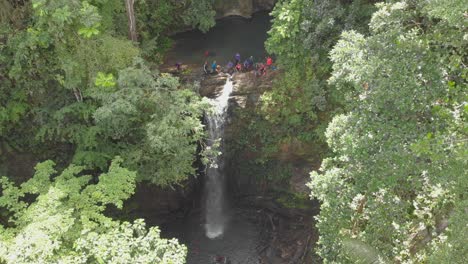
(235, 62, 242, 72)
(255, 63, 266, 77)
(260, 63, 266, 75)
(266, 56, 273, 67)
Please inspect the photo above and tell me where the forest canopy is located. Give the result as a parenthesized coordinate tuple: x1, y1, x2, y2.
(265, 0, 467, 262)
(1, 1, 214, 262)
(1, 0, 467, 263)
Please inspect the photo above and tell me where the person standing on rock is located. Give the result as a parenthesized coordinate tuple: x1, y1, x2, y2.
(243, 59, 250, 71)
(203, 61, 209, 74)
(235, 53, 241, 64)
(226, 61, 234, 74)
(211, 60, 217, 74)
(235, 62, 242, 72)
(247, 56, 254, 68)
(266, 56, 273, 68)
(255, 63, 266, 77)
(174, 62, 182, 72)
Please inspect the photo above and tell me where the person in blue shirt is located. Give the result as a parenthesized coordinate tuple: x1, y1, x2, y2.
(243, 59, 250, 71)
(244, 56, 254, 70)
(247, 56, 254, 65)
(211, 61, 217, 73)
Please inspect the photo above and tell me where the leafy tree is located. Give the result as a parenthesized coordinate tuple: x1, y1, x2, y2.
(134, 0, 216, 60)
(233, 0, 375, 180)
(1, 0, 137, 150)
(182, 0, 216, 33)
(309, 0, 467, 262)
(247, 0, 376, 157)
(86, 59, 210, 185)
(1, 1, 210, 260)
(1, 0, 209, 186)
(264, 0, 375, 127)
(0, 159, 187, 263)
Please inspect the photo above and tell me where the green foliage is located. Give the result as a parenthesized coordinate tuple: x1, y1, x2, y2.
(277, 191, 310, 209)
(134, 0, 177, 60)
(309, 1, 467, 262)
(0, 1, 13, 24)
(1, 0, 208, 186)
(94, 72, 116, 88)
(182, 0, 216, 33)
(75, 220, 187, 264)
(135, 0, 216, 60)
(88, 60, 210, 185)
(230, 0, 373, 190)
(1, 0, 139, 156)
(0, 159, 186, 263)
(266, 0, 306, 67)
(260, 0, 375, 155)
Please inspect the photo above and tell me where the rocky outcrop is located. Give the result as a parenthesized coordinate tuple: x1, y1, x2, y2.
(199, 71, 274, 102)
(214, 0, 276, 18)
(200, 73, 229, 98)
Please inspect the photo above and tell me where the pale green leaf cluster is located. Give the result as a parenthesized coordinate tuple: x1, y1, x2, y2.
(0, 159, 186, 263)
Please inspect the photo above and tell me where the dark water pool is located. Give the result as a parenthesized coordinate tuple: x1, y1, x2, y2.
(165, 11, 272, 68)
(162, 209, 263, 264)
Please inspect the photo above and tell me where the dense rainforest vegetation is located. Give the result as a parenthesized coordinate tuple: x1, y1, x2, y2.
(267, 0, 467, 263)
(1, 0, 215, 262)
(0, 0, 466, 263)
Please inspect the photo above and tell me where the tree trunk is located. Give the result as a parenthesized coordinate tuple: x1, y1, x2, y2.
(125, 0, 137, 42)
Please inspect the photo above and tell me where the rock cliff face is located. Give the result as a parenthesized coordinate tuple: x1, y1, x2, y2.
(214, 0, 276, 18)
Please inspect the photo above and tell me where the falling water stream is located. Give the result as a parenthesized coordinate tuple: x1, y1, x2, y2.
(162, 77, 261, 264)
(205, 77, 233, 239)
(161, 12, 272, 264)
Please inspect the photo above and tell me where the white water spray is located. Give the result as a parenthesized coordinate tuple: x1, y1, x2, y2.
(205, 76, 233, 239)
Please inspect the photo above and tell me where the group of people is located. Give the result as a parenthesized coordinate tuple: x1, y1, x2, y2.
(203, 52, 274, 76)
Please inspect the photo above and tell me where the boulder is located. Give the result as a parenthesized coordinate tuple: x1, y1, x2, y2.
(214, 0, 276, 18)
(199, 73, 229, 98)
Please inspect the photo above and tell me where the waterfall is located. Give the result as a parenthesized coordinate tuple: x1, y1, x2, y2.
(205, 77, 233, 239)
